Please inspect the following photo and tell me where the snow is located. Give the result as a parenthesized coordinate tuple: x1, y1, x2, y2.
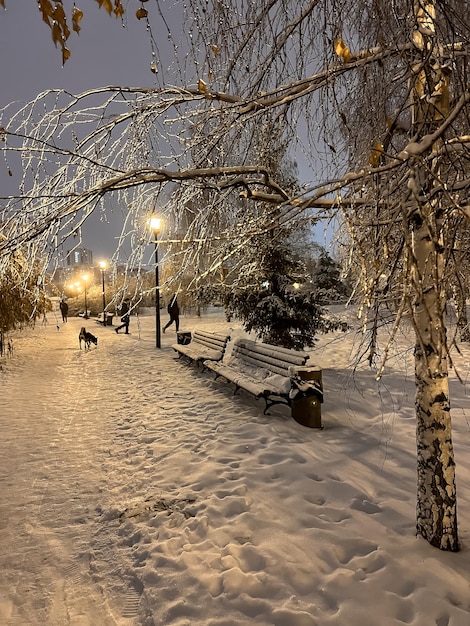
(1, 305, 469, 626)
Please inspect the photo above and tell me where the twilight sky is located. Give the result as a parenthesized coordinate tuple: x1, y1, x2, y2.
(0, 3, 328, 266)
(0, 1, 178, 262)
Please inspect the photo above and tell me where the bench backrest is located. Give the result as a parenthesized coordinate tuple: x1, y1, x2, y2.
(192, 331, 231, 352)
(232, 338, 309, 376)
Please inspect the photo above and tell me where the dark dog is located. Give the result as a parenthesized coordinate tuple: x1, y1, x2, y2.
(79, 326, 98, 351)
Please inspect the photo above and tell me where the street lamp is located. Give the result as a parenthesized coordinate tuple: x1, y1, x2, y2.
(99, 261, 107, 324)
(149, 216, 162, 348)
(82, 274, 89, 319)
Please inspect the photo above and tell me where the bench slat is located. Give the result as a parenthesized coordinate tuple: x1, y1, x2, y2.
(232, 349, 290, 377)
(177, 345, 224, 361)
(232, 338, 309, 375)
(192, 332, 228, 350)
(235, 338, 309, 364)
(233, 344, 307, 372)
(193, 330, 227, 341)
(172, 331, 231, 366)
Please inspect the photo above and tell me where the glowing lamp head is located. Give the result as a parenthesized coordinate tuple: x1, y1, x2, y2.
(149, 216, 162, 233)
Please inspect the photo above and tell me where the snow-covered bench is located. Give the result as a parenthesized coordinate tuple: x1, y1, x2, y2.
(204, 337, 317, 414)
(172, 330, 231, 367)
(95, 312, 114, 326)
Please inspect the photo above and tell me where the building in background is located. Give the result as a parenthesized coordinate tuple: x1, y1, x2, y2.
(67, 247, 93, 268)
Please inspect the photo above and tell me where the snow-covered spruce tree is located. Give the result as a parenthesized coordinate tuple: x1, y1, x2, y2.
(310, 250, 352, 305)
(224, 227, 346, 350)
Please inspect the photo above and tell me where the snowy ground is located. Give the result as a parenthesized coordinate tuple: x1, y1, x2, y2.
(1, 306, 469, 626)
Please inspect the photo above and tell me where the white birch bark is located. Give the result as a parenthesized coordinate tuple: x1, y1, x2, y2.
(411, 204, 458, 550)
(411, 0, 458, 550)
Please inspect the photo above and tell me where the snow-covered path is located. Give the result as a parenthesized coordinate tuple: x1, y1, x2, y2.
(1, 313, 243, 625)
(1, 310, 470, 626)
(0, 317, 152, 624)
(0, 311, 281, 625)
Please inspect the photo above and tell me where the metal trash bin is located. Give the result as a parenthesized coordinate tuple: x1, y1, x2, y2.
(290, 366, 323, 428)
(176, 331, 192, 345)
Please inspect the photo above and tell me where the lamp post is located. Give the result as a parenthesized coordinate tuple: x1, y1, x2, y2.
(99, 261, 107, 324)
(82, 274, 89, 319)
(149, 216, 162, 348)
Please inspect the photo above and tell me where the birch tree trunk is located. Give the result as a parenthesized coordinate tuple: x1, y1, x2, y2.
(411, 0, 458, 550)
(411, 206, 458, 550)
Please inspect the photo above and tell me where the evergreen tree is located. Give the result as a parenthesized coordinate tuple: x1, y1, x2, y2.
(311, 250, 351, 304)
(224, 229, 345, 350)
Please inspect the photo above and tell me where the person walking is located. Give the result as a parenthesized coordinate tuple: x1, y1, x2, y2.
(163, 294, 180, 333)
(115, 298, 131, 334)
(59, 298, 68, 323)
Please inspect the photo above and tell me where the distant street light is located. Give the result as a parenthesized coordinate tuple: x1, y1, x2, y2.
(149, 216, 162, 349)
(99, 261, 107, 324)
(82, 274, 89, 319)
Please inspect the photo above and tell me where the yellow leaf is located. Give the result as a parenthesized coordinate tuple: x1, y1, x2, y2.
(52, 22, 62, 45)
(95, 0, 111, 13)
(72, 7, 83, 33)
(38, 0, 54, 25)
(369, 142, 384, 167)
(211, 44, 219, 56)
(72, 7, 84, 22)
(136, 7, 148, 19)
(334, 36, 351, 63)
(52, 2, 66, 24)
(198, 79, 207, 93)
(114, 2, 125, 18)
(62, 46, 71, 65)
(412, 29, 424, 50)
(63, 22, 71, 41)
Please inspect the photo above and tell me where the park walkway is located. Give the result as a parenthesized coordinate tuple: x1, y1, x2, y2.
(1, 309, 470, 626)
(0, 313, 228, 625)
